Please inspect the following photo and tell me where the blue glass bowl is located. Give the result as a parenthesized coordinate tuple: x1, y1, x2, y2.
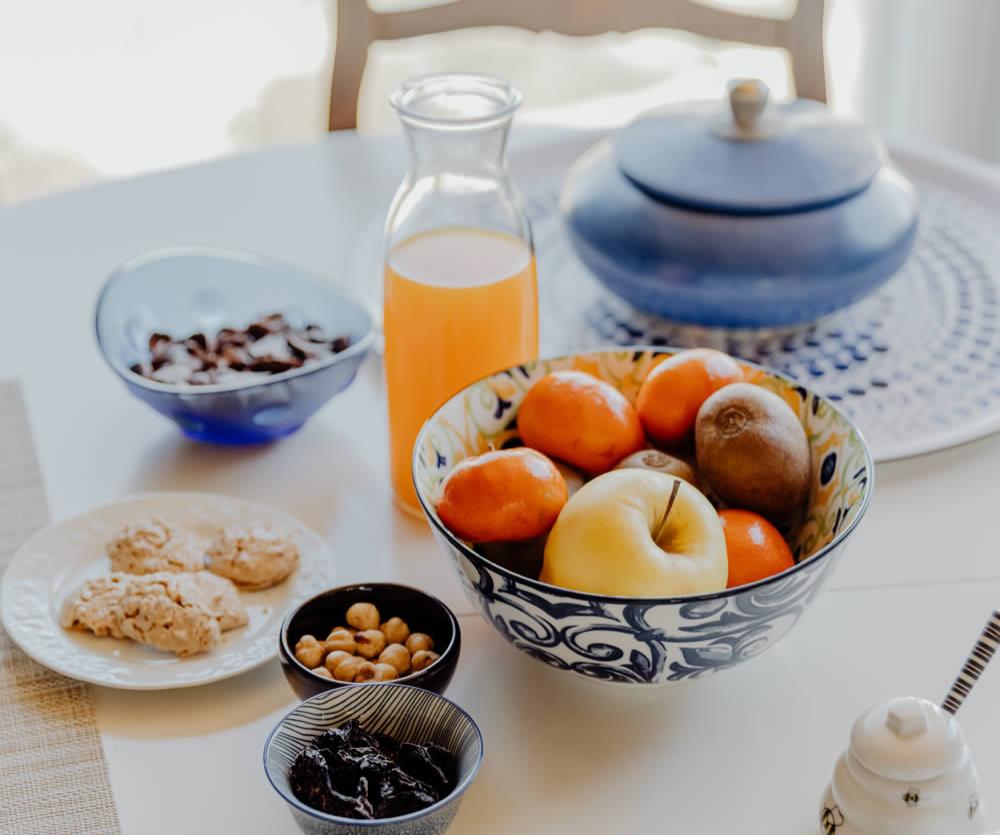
(95, 248, 375, 444)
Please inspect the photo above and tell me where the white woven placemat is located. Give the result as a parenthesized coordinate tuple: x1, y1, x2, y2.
(0, 382, 121, 834)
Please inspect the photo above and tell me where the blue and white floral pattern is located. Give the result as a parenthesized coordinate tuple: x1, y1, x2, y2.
(432, 526, 845, 684)
(415, 350, 873, 686)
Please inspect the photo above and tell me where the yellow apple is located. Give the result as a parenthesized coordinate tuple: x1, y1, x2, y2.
(540, 469, 727, 596)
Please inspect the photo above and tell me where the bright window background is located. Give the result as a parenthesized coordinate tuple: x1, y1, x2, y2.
(0, 0, 332, 201)
(0, 0, 995, 204)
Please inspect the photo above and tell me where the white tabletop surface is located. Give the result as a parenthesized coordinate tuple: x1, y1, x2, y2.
(2, 127, 999, 834)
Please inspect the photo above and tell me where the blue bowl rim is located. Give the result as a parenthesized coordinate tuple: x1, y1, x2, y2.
(94, 245, 376, 396)
(412, 345, 875, 606)
(279, 581, 462, 689)
(262, 682, 485, 827)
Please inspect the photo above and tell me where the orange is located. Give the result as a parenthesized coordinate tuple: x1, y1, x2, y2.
(719, 508, 795, 589)
(436, 448, 568, 543)
(517, 371, 645, 475)
(636, 348, 744, 447)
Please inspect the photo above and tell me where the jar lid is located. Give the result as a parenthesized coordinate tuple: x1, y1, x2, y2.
(849, 697, 968, 782)
(612, 80, 885, 215)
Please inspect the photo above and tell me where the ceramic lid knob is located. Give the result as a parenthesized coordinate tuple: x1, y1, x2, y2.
(728, 79, 769, 132)
(886, 698, 930, 737)
(849, 697, 968, 782)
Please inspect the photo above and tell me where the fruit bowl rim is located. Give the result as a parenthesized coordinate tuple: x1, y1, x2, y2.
(412, 345, 875, 606)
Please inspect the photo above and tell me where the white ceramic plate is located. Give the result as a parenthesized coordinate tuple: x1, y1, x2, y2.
(0, 492, 336, 690)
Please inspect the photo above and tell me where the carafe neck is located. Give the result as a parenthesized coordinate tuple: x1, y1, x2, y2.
(402, 119, 511, 179)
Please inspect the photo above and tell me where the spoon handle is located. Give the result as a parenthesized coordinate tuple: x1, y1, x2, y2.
(942, 610, 1000, 715)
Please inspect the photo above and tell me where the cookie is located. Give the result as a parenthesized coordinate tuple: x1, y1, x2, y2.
(106, 518, 205, 575)
(205, 524, 299, 590)
(186, 571, 248, 631)
(117, 573, 221, 656)
(59, 574, 132, 638)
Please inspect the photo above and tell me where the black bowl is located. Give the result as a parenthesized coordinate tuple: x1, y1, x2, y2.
(279, 583, 461, 700)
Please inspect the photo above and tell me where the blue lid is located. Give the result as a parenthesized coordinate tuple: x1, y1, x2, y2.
(613, 82, 885, 216)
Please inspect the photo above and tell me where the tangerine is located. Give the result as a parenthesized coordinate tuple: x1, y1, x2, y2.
(719, 508, 795, 588)
(636, 349, 743, 447)
(436, 448, 568, 543)
(517, 370, 645, 475)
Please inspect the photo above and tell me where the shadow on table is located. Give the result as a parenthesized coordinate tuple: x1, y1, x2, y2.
(447, 629, 832, 833)
(119, 417, 367, 536)
(448, 627, 696, 831)
(875, 428, 1000, 486)
(94, 661, 295, 738)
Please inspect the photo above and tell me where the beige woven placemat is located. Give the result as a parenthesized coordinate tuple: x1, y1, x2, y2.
(0, 382, 121, 834)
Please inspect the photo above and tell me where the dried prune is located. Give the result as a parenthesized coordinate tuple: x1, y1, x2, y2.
(398, 742, 451, 796)
(288, 720, 455, 820)
(289, 746, 375, 819)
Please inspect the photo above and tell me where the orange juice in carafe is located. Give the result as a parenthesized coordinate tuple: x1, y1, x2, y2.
(383, 73, 536, 512)
(384, 227, 538, 511)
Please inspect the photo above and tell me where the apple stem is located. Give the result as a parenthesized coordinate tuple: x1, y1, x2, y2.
(653, 479, 682, 545)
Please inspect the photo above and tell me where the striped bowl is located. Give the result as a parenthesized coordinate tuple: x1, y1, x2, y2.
(263, 684, 484, 835)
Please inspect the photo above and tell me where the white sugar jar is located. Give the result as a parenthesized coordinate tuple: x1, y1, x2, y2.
(820, 696, 988, 834)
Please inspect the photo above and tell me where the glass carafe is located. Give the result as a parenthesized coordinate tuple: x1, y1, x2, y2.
(383, 73, 538, 513)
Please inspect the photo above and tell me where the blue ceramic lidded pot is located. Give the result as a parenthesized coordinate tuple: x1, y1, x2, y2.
(560, 80, 919, 328)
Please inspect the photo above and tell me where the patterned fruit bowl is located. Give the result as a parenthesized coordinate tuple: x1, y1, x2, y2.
(413, 348, 873, 686)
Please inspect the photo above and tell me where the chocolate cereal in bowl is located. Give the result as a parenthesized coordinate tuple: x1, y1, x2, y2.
(279, 583, 461, 700)
(413, 348, 873, 686)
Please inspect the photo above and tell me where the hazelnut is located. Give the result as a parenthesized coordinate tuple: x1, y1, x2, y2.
(372, 663, 398, 681)
(378, 643, 411, 675)
(311, 666, 333, 680)
(405, 633, 435, 654)
(331, 654, 366, 682)
(355, 629, 386, 659)
(324, 650, 354, 672)
(323, 628, 357, 655)
(346, 602, 380, 631)
(353, 661, 380, 682)
(411, 650, 440, 672)
(295, 634, 320, 650)
(293, 635, 324, 669)
(380, 617, 410, 645)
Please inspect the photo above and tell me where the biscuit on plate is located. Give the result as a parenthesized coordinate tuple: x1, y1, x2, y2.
(116, 573, 221, 656)
(185, 571, 248, 631)
(106, 518, 205, 575)
(59, 574, 132, 638)
(205, 524, 299, 590)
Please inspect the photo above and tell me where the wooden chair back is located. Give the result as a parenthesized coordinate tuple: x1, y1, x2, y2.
(330, 0, 826, 130)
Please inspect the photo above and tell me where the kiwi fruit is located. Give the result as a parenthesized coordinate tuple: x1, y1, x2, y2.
(613, 449, 699, 489)
(695, 383, 810, 522)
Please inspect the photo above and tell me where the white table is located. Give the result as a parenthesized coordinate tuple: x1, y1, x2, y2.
(2, 128, 999, 834)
